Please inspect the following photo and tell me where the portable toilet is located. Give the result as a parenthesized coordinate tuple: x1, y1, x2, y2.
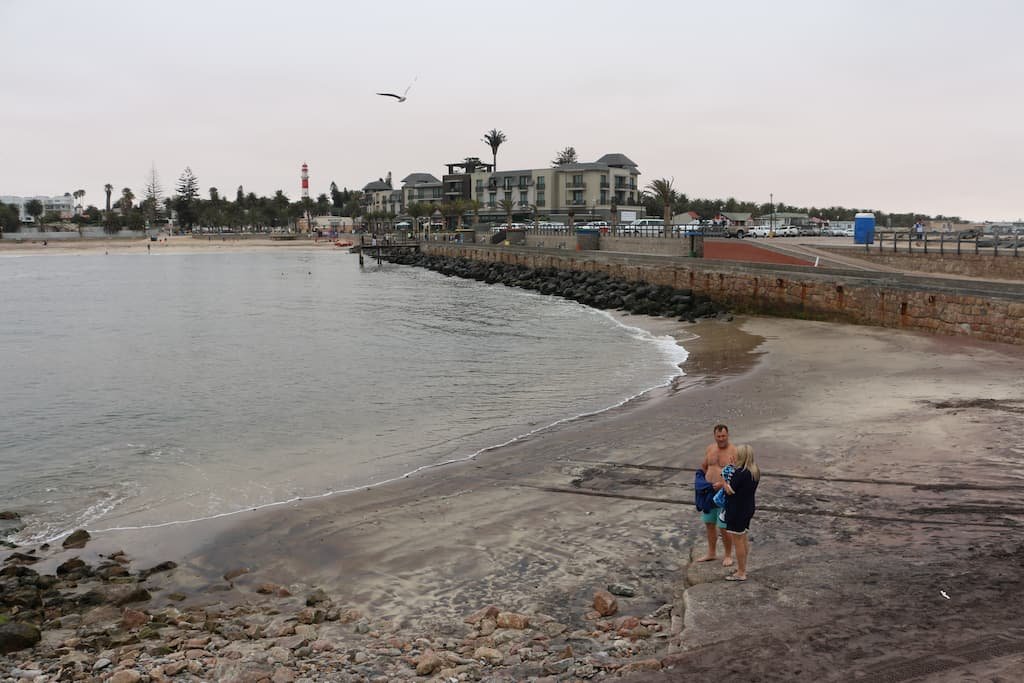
(854, 213, 875, 244)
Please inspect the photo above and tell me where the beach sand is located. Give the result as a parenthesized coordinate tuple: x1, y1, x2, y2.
(29, 313, 1018, 680)
(0, 234, 343, 256)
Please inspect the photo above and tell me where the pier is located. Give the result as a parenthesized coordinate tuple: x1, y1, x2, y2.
(353, 238, 420, 265)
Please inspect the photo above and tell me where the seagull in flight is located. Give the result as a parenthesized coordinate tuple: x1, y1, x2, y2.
(377, 76, 417, 103)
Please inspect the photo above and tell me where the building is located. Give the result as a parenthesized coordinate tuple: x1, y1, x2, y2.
(359, 152, 645, 230)
(0, 194, 76, 222)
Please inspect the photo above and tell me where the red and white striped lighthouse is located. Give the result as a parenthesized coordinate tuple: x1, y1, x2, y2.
(301, 163, 309, 199)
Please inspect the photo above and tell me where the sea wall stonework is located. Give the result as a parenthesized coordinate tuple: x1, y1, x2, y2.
(421, 244, 1024, 346)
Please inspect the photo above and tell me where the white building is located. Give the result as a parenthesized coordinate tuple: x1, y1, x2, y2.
(0, 194, 76, 222)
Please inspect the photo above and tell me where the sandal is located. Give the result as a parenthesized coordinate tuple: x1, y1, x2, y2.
(724, 574, 747, 582)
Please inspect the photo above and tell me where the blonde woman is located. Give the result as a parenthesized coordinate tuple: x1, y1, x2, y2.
(722, 444, 761, 581)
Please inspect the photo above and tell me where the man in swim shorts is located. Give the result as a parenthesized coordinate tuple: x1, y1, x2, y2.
(697, 423, 737, 566)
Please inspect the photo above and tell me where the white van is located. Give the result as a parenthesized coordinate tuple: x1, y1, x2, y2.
(624, 218, 665, 235)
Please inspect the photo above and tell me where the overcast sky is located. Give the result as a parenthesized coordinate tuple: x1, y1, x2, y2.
(3, 0, 1022, 221)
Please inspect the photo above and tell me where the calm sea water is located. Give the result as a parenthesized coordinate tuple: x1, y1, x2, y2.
(0, 249, 687, 543)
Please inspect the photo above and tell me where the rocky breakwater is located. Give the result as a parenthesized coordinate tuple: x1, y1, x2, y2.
(2, 529, 693, 681)
(387, 252, 728, 322)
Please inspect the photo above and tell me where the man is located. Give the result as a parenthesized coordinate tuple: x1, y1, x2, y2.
(697, 423, 738, 565)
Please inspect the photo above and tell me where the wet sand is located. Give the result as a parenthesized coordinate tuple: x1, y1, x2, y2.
(43, 314, 1020, 680)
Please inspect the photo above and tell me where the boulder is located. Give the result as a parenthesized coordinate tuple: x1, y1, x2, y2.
(62, 529, 91, 549)
(0, 622, 41, 654)
(593, 590, 618, 617)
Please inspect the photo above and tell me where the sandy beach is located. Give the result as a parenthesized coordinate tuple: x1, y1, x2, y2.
(0, 234, 343, 257)
(3, 252, 1024, 679)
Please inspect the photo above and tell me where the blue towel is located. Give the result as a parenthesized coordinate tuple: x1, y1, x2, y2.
(694, 470, 715, 512)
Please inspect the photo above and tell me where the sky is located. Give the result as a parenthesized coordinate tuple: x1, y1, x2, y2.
(2, 0, 1023, 222)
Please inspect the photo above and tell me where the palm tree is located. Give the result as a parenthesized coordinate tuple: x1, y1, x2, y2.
(72, 189, 85, 214)
(645, 178, 678, 230)
(468, 198, 482, 225)
(530, 204, 540, 231)
(482, 129, 507, 171)
(451, 198, 467, 230)
(498, 198, 515, 229)
(104, 184, 113, 213)
(407, 202, 427, 237)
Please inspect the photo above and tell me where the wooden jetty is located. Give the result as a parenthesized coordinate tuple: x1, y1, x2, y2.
(351, 239, 420, 265)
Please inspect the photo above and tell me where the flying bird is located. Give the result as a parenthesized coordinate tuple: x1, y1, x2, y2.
(376, 76, 417, 103)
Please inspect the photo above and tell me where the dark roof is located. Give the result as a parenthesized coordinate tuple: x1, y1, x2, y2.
(490, 169, 534, 178)
(363, 180, 391, 191)
(594, 153, 638, 169)
(401, 173, 440, 185)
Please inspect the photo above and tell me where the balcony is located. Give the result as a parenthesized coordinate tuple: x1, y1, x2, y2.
(567, 199, 588, 207)
(565, 181, 587, 190)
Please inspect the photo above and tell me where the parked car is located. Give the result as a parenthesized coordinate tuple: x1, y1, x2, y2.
(621, 218, 665, 236)
(798, 225, 819, 236)
(777, 225, 799, 237)
(749, 225, 773, 238)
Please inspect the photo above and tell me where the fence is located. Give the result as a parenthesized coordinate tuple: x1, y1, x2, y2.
(869, 231, 1023, 257)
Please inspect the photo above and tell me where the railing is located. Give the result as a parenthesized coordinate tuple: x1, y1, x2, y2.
(870, 231, 1022, 257)
(565, 182, 587, 190)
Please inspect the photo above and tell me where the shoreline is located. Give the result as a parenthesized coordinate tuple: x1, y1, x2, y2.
(5, 317, 1024, 679)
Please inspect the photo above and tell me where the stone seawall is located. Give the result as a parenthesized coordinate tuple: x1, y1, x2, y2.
(820, 246, 1024, 280)
(421, 244, 1024, 346)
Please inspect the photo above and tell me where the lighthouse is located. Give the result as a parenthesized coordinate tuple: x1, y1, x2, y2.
(301, 162, 309, 200)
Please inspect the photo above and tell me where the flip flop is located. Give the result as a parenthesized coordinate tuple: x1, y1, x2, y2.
(725, 574, 747, 582)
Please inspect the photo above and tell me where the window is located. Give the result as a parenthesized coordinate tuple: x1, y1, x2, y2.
(572, 174, 583, 186)
(600, 190, 608, 205)
(504, 191, 512, 202)
(519, 175, 530, 188)
(536, 176, 546, 189)
(536, 191, 545, 206)
(432, 189, 441, 199)
(503, 178, 513, 190)
(520, 191, 528, 205)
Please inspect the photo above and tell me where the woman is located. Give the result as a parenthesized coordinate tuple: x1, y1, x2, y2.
(723, 444, 760, 581)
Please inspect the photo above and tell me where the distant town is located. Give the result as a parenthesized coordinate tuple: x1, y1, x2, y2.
(2, 136, 1019, 238)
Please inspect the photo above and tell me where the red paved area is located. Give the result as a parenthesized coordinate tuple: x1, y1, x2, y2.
(704, 240, 813, 265)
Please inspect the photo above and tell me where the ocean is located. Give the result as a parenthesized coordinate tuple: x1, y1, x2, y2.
(0, 248, 687, 543)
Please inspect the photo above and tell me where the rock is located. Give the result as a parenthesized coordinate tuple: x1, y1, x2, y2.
(415, 651, 443, 675)
(478, 618, 497, 636)
(464, 605, 500, 625)
(543, 657, 573, 674)
(619, 657, 663, 673)
(222, 566, 250, 581)
(0, 511, 21, 519)
(474, 646, 504, 665)
(109, 670, 142, 683)
(122, 608, 150, 630)
(495, 612, 529, 629)
(0, 622, 41, 654)
(113, 586, 152, 606)
(164, 661, 188, 676)
(2, 552, 38, 565)
(607, 583, 637, 597)
(139, 560, 178, 578)
(272, 668, 296, 683)
(256, 582, 279, 594)
(62, 529, 91, 548)
(56, 557, 88, 575)
(593, 590, 618, 617)
(305, 588, 328, 605)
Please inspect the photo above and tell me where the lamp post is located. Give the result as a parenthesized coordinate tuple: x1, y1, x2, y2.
(769, 193, 774, 233)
